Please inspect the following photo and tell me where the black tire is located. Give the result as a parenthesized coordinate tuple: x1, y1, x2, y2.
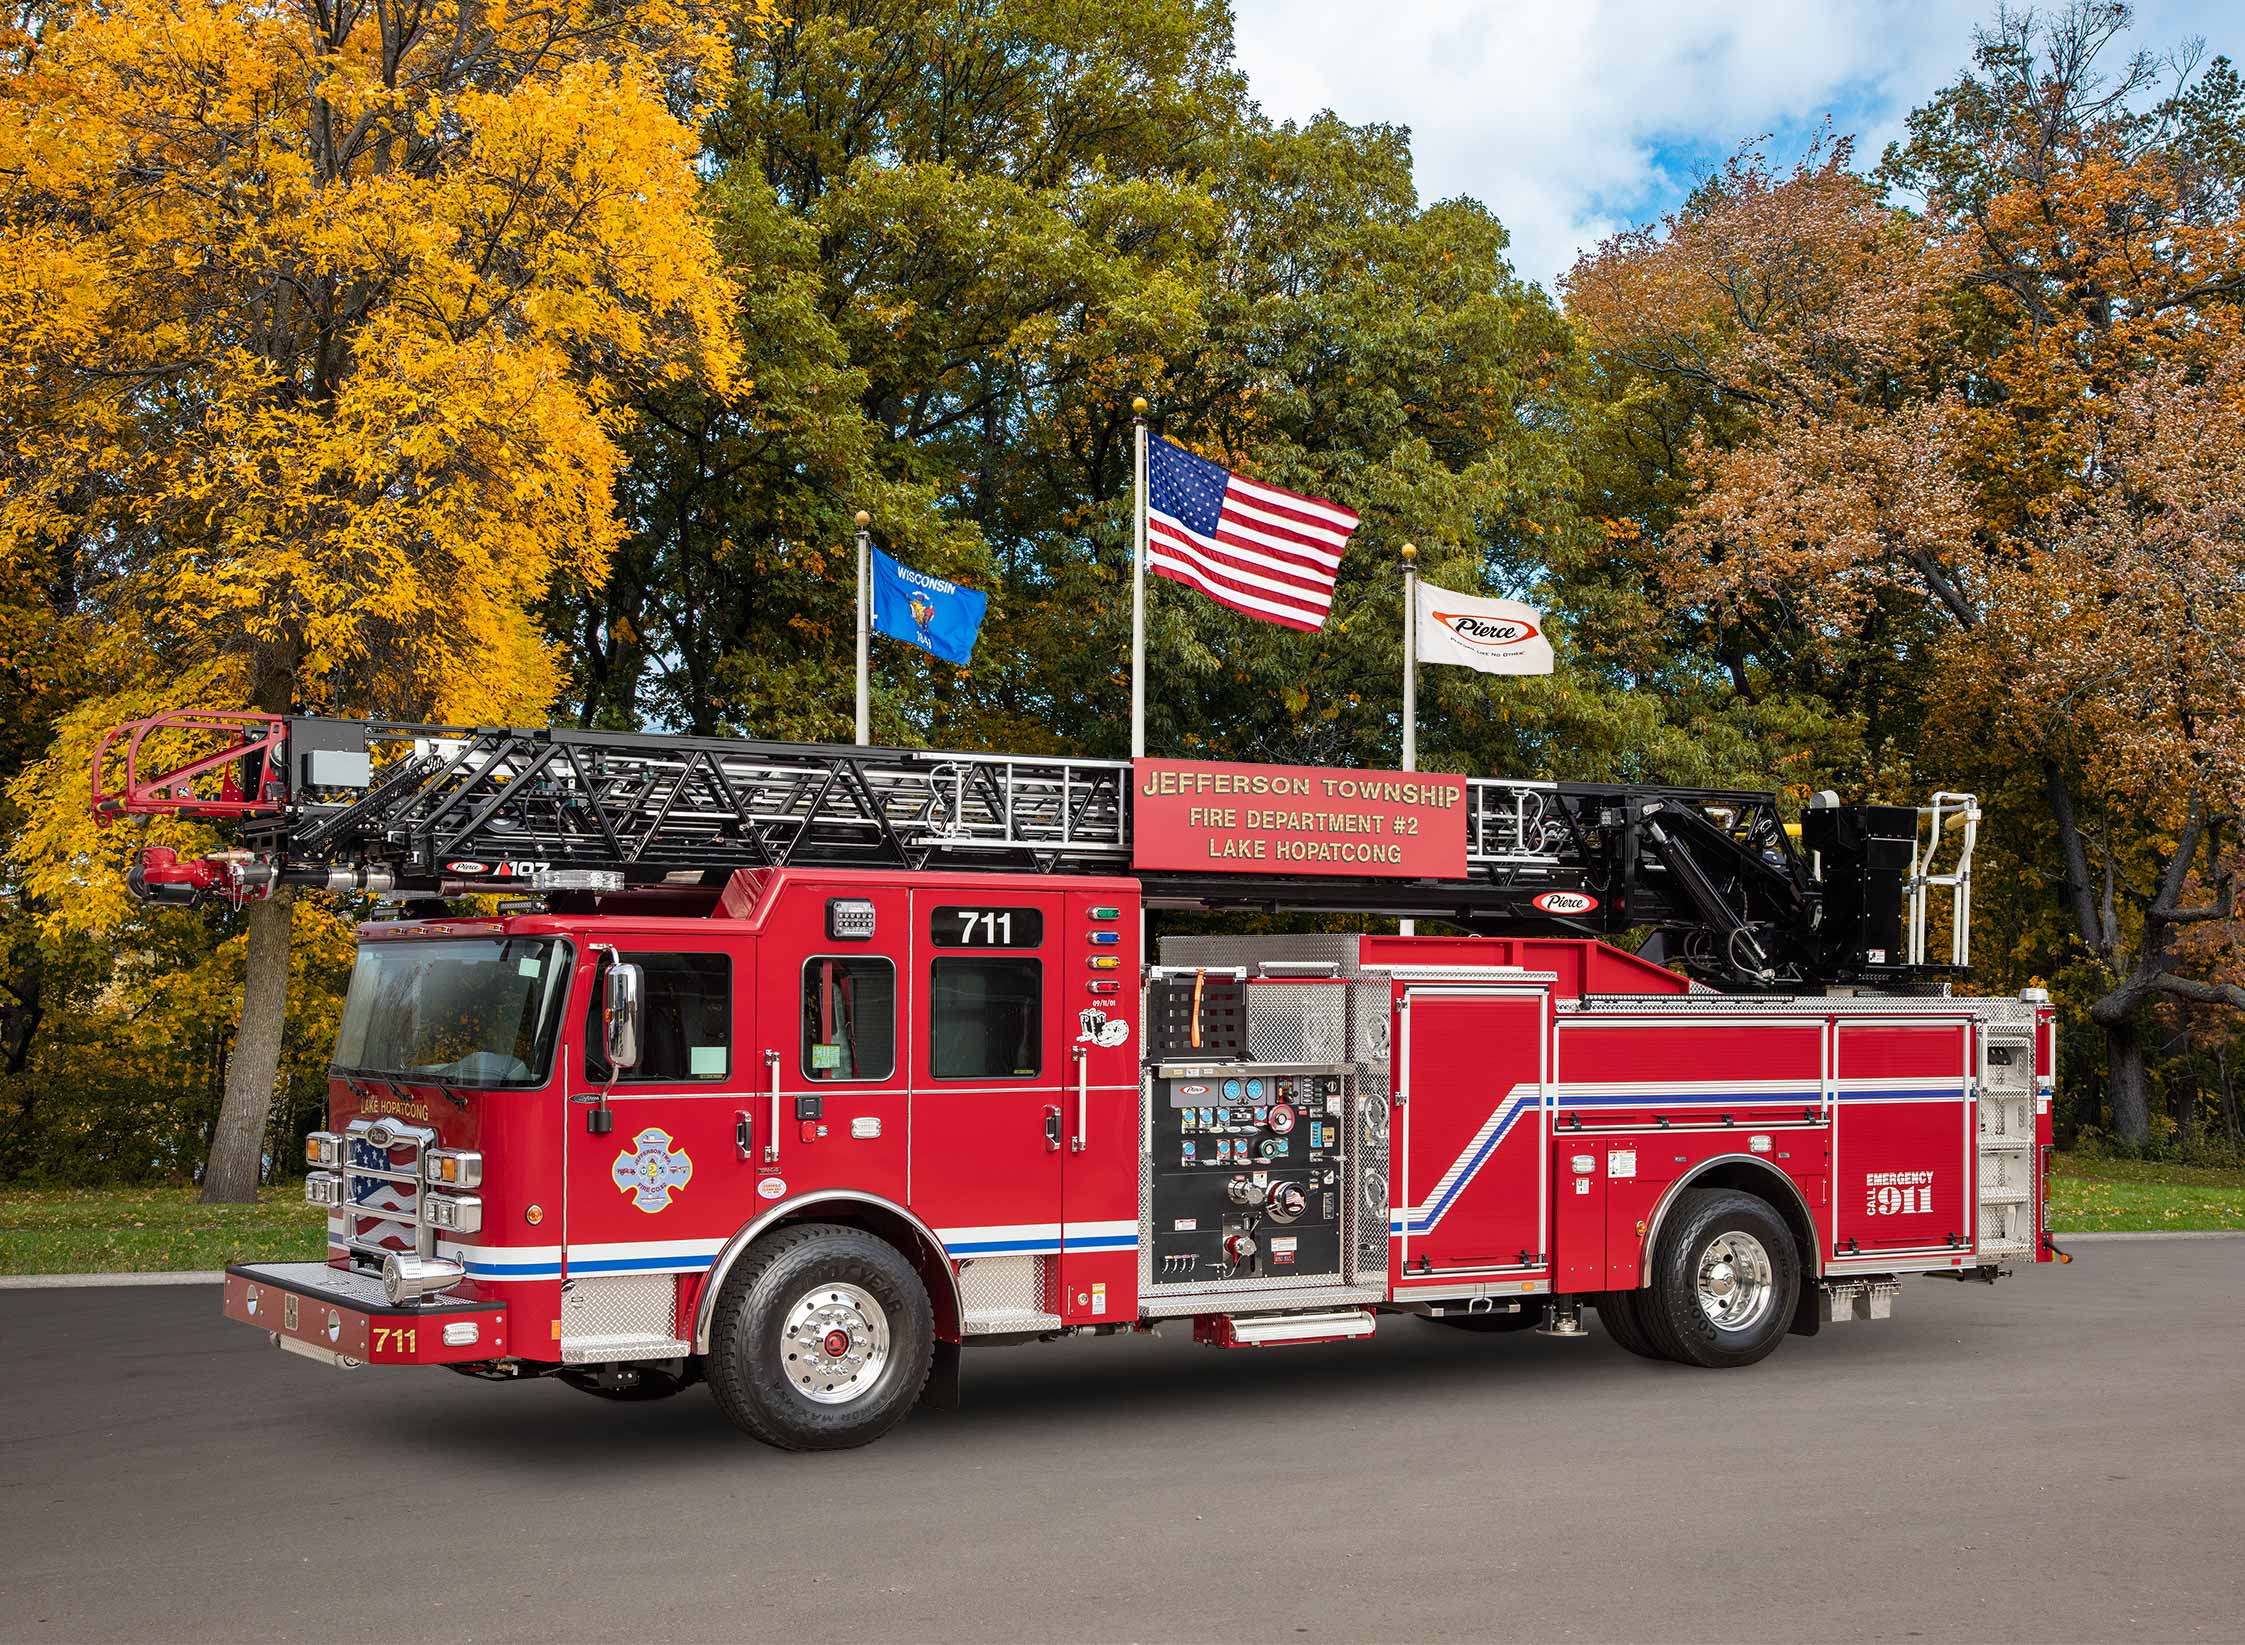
(1594, 1289, 1667, 1360)
(559, 1362, 699, 1401)
(706, 1222, 933, 1451)
(1639, 1188, 1799, 1368)
(1423, 1306, 1541, 1333)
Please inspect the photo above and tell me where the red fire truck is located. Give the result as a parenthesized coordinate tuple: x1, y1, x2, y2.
(96, 713, 2056, 1451)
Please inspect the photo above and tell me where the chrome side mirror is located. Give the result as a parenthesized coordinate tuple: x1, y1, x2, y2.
(603, 962, 644, 1072)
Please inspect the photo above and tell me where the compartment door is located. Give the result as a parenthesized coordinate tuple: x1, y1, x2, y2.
(1392, 987, 1550, 1282)
(1831, 1020, 1975, 1258)
(1056, 890, 1141, 1323)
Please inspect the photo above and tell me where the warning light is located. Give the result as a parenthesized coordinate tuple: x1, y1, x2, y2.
(1087, 980, 1121, 996)
(1088, 956, 1121, 971)
(1088, 931, 1120, 946)
(1087, 905, 1121, 920)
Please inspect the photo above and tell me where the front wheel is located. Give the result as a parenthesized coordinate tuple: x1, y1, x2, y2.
(1639, 1189, 1799, 1368)
(707, 1223, 934, 1451)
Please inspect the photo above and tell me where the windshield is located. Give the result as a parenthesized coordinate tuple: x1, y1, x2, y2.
(332, 937, 573, 1088)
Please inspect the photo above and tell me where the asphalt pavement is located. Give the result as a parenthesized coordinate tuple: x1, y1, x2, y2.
(3, 1238, 2240, 1643)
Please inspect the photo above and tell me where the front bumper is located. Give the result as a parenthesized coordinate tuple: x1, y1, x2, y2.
(224, 1262, 510, 1367)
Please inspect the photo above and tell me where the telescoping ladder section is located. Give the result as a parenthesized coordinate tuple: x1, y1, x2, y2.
(93, 714, 1580, 883)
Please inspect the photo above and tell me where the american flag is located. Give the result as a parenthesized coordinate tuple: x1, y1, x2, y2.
(1146, 436, 1359, 632)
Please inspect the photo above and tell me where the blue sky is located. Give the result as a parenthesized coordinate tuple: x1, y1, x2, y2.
(1230, 0, 2237, 291)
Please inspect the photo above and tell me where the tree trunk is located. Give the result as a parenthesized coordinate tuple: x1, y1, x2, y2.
(200, 891, 293, 1203)
(2104, 1014, 2149, 1147)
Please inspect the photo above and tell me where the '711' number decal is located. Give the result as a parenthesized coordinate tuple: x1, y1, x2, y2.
(373, 1325, 417, 1355)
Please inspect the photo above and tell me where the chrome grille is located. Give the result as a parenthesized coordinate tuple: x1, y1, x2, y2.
(343, 1117, 437, 1265)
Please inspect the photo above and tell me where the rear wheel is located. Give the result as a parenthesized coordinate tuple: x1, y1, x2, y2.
(1594, 1289, 1666, 1360)
(1639, 1189, 1799, 1369)
(707, 1223, 933, 1451)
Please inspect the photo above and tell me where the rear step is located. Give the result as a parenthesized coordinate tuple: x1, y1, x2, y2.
(1193, 1309, 1377, 1349)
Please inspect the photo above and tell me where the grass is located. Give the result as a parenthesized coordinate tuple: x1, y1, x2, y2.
(0, 1153, 2238, 1275)
(2046, 1152, 2245, 1234)
(0, 1185, 327, 1276)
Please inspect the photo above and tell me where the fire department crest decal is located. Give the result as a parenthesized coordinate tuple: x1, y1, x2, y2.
(612, 1127, 693, 1213)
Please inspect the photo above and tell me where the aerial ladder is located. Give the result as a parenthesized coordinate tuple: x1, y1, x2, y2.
(91, 710, 1973, 993)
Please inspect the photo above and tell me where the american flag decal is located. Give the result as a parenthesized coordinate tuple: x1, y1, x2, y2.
(1146, 436, 1358, 632)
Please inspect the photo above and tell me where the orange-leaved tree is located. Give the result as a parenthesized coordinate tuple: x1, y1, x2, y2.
(1567, 8, 2245, 1141)
(1, 0, 762, 1197)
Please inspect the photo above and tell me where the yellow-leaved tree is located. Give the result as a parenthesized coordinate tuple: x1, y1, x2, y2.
(1, 0, 764, 1197)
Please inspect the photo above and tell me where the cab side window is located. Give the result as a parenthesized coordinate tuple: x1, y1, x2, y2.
(929, 957, 1042, 1079)
(587, 951, 731, 1083)
(803, 957, 896, 1081)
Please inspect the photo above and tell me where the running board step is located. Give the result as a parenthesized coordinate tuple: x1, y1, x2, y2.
(1193, 1308, 1377, 1349)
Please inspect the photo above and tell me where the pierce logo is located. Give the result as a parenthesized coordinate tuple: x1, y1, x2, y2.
(1531, 890, 1599, 916)
(1433, 610, 1541, 650)
(445, 860, 489, 875)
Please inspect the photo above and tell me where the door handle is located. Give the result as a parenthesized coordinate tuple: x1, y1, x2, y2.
(763, 1050, 781, 1164)
(735, 1110, 754, 1161)
(1071, 1047, 1088, 1154)
(1043, 1105, 1062, 1153)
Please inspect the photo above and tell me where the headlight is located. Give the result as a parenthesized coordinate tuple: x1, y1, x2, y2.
(305, 1132, 342, 1168)
(304, 1172, 344, 1208)
(424, 1192, 483, 1235)
(422, 1148, 483, 1189)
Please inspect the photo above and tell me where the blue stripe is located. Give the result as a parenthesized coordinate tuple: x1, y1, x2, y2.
(943, 1236, 1063, 1256)
(1061, 1234, 1140, 1251)
(568, 1254, 716, 1274)
(1393, 1098, 1533, 1235)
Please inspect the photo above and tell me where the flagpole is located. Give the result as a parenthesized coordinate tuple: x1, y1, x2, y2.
(1400, 541, 1417, 938)
(855, 510, 871, 746)
(1130, 397, 1149, 760)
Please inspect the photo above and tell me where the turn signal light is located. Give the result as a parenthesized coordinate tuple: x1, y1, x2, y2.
(422, 1148, 483, 1188)
(304, 1172, 344, 1208)
(305, 1132, 342, 1168)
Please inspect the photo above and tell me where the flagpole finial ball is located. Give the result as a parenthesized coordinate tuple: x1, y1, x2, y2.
(855, 510, 870, 530)
(1400, 542, 1416, 562)
(1132, 396, 1148, 415)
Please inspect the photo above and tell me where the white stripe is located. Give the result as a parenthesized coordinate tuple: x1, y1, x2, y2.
(935, 1222, 1062, 1244)
(1061, 1219, 1139, 1239)
(1148, 549, 1327, 627)
(1150, 517, 1335, 607)
(563, 1239, 725, 1262)
(1218, 496, 1352, 562)
(1174, 511, 1346, 585)
(1226, 471, 1359, 530)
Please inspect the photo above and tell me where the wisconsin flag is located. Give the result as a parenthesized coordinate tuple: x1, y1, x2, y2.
(870, 545, 988, 666)
(1415, 582, 1554, 675)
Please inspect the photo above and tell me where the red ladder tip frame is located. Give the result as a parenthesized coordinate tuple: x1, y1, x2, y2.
(90, 709, 289, 825)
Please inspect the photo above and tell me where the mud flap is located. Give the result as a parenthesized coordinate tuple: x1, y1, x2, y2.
(1788, 1281, 1821, 1338)
(920, 1337, 962, 1410)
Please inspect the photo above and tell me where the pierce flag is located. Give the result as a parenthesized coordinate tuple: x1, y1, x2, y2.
(869, 545, 987, 666)
(1413, 582, 1554, 675)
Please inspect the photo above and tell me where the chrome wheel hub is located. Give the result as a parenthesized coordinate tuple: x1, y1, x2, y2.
(1695, 1231, 1775, 1333)
(782, 1282, 891, 1405)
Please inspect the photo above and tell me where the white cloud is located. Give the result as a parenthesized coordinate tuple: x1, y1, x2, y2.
(1230, 0, 2235, 291)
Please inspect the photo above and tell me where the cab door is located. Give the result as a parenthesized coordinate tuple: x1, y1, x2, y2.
(1056, 890, 1140, 1323)
(908, 891, 1068, 1324)
(753, 883, 912, 1214)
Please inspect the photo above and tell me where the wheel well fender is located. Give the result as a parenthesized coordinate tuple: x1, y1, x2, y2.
(1638, 1154, 1824, 1292)
(691, 1191, 963, 1353)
